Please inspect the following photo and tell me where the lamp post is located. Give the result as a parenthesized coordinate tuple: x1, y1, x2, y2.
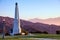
(2, 19, 5, 39)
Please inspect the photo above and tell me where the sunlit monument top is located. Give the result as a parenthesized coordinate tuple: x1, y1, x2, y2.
(16, 2, 17, 5)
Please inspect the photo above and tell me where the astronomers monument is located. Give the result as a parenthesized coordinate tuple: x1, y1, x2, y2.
(11, 3, 21, 35)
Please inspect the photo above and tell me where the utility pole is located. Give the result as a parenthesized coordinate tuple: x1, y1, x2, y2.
(2, 19, 5, 39)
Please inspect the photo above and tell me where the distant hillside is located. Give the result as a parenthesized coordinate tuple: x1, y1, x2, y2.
(29, 17, 60, 25)
(0, 16, 60, 34)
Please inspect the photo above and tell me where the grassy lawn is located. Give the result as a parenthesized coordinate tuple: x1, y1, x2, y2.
(0, 35, 35, 40)
(0, 38, 35, 40)
(33, 34, 60, 39)
(0, 34, 60, 40)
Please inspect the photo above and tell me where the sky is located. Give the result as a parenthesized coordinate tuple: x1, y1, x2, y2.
(0, 0, 60, 20)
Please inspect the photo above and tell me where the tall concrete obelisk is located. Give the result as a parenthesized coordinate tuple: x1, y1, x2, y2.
(12, 3, 21, 35)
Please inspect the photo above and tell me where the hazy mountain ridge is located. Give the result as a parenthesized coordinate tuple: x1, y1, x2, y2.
(29, 17, 60, 25)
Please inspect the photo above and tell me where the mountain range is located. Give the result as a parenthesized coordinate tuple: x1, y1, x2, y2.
(0, 16, 60, 34)
(29, 17, 60, 26)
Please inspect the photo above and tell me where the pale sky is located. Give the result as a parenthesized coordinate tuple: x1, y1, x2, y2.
(0, 0, 60, 20)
